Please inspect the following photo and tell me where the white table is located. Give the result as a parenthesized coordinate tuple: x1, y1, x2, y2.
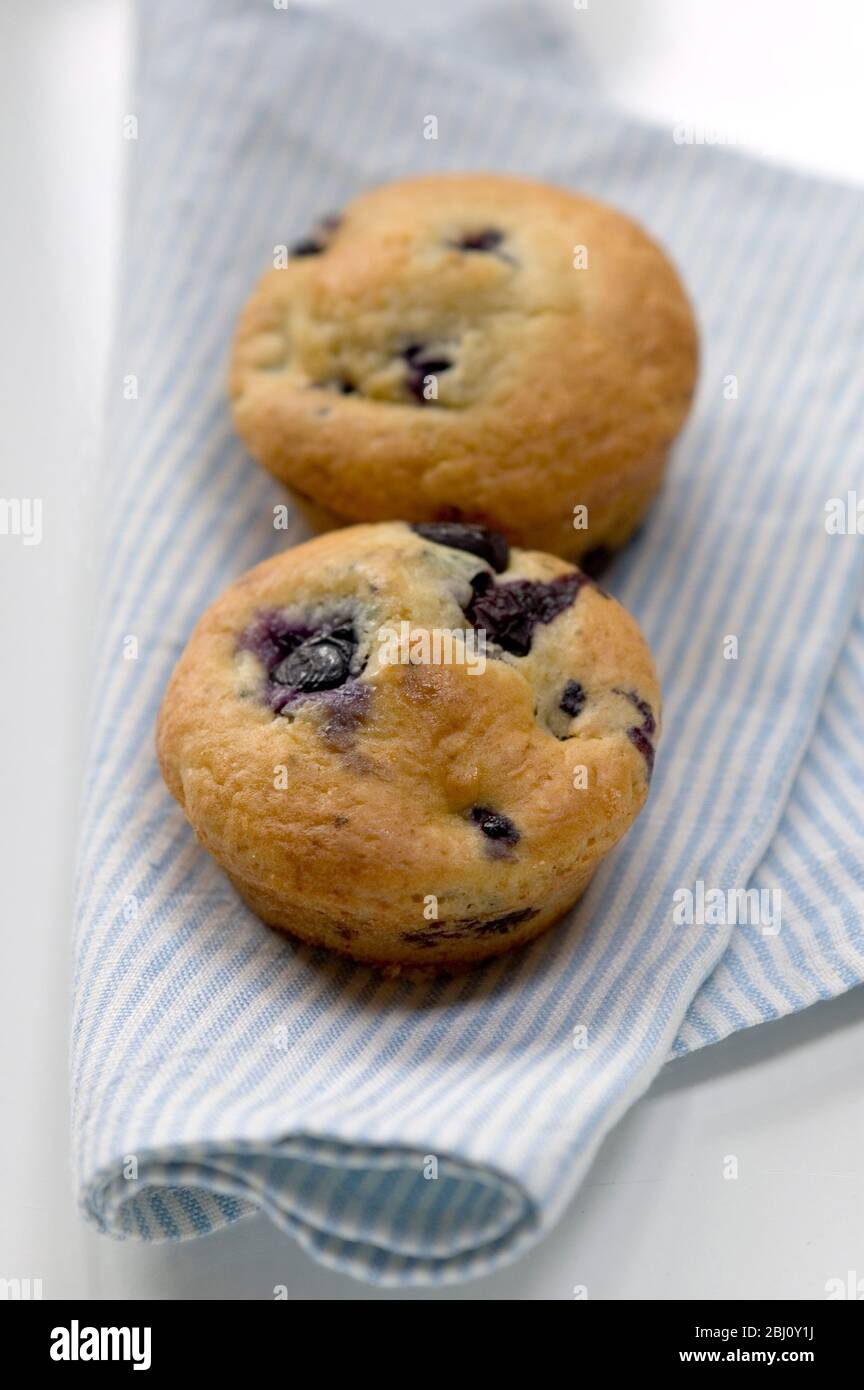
(2, 0, 862, 1300)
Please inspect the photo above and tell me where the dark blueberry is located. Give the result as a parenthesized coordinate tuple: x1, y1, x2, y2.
(290, 238, 326, 257)
(468, 906, 535, 935)
(401, 931, 446, 948)
(401, 906, 537, 947)
(312, 379, 356, 395)
(579, 546, 612, 579)
(635, 698, 656, 738)
(614, 689, 656, 738)
(289, 212, 341, 258)
(560, 680, 586, 718)
(469, 805, 519, 847)
(402, 345, 453, 404)
(613, 688, 657, 776)
(464, 571, 587, 657)
(627, 726, 655, 774)
(412, 521, 510, 573)
(454, 229, 504, 252)
(409, 357, 452, 376)
(272, 636, 352, 692)
(237, 610, 363, 713)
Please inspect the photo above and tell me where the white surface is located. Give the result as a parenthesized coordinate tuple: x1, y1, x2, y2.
(1, 0, 862, 1301)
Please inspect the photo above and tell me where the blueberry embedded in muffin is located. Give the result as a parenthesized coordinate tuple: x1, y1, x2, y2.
(452, 227, 505, 253)
(402, 344, 454, 404)
(613, 687, 658, 776)
(288, 212, 342, 257)
(560, 680, 587, 718)
(237, 609, 363, 714)
(157, 522, 661, 969)
(230, 173, 698, 561)
(411, 521, 510, 572)
(272, 634, 352, 692)
(400, 905, 537, 949)
(468, 805, 520, 858)
(463, 570, 589, 657)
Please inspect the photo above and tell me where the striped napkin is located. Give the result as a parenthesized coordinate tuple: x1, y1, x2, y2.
(72, 0, 864, 1285)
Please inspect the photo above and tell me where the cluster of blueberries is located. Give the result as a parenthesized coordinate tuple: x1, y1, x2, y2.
(237, 522, 655, 858)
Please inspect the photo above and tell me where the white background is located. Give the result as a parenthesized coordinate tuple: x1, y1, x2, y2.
(1, 0, 863, 1300)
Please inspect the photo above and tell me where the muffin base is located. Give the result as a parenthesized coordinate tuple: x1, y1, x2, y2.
(225, 868, 593, 973)
(280, 442, 668, 565)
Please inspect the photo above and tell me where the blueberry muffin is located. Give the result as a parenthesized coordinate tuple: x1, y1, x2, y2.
(229, 173, 698, 562)
(157, 522, 661, 969)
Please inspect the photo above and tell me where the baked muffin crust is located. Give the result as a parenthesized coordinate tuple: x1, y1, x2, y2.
(157, 522, 661, 969)
(230, 173, 698, 560)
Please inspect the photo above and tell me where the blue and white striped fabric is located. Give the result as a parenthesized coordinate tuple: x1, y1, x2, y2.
(72, 0, 864, 1285)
